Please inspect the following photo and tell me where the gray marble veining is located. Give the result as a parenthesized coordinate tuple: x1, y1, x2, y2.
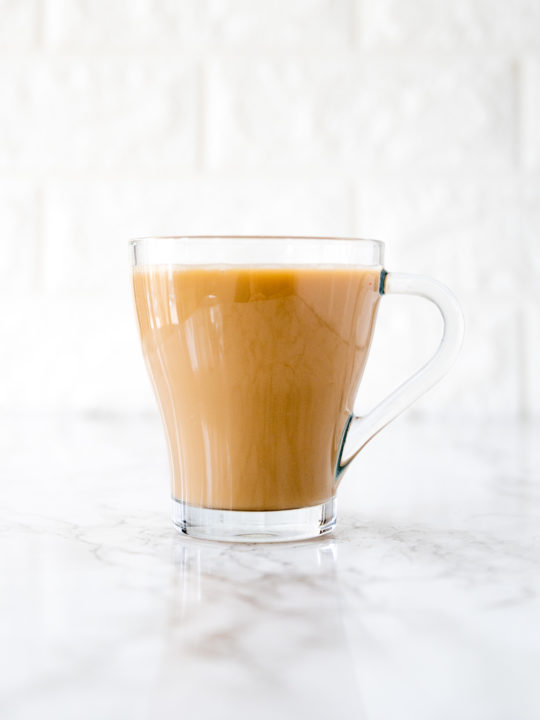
(0, 415, 539, 719)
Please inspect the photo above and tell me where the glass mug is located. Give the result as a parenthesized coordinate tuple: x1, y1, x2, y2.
(131, 236, 464, 542)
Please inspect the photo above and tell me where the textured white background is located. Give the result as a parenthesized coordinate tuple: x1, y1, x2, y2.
(0, 0, 538, 419)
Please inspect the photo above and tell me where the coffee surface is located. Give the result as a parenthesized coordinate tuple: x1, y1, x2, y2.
(133, 266, 381, 511)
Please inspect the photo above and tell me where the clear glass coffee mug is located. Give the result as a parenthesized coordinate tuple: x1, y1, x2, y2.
(131, 236, 464, 542)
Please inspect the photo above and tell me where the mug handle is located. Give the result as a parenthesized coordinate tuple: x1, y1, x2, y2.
(337, 271, 465, 476)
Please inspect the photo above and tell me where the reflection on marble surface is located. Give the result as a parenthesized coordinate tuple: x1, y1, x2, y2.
(0, 414, 539, 719)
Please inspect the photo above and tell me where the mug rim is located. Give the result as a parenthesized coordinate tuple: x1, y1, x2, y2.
(129, 235, 384, 248)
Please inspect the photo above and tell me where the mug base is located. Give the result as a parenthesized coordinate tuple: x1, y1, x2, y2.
(171, 497, 336, 543)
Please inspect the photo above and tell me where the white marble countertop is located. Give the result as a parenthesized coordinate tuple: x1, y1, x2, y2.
(1, 414, 539, 720)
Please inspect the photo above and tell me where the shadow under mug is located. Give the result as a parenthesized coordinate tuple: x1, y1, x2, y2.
(131, 236, 464, 542)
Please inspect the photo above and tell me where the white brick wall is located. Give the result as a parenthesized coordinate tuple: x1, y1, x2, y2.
(0, 0, 37, 49)
(207, 57, 515, 172)
(0, 59, 199, 172)
(0, 182, 38, 291)
(0, 0, 538, 419)
(44, 0, 353, 50)
(362, 0, 540, 51)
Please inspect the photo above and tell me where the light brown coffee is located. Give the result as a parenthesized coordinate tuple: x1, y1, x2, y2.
(133, 266, 381, 511)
